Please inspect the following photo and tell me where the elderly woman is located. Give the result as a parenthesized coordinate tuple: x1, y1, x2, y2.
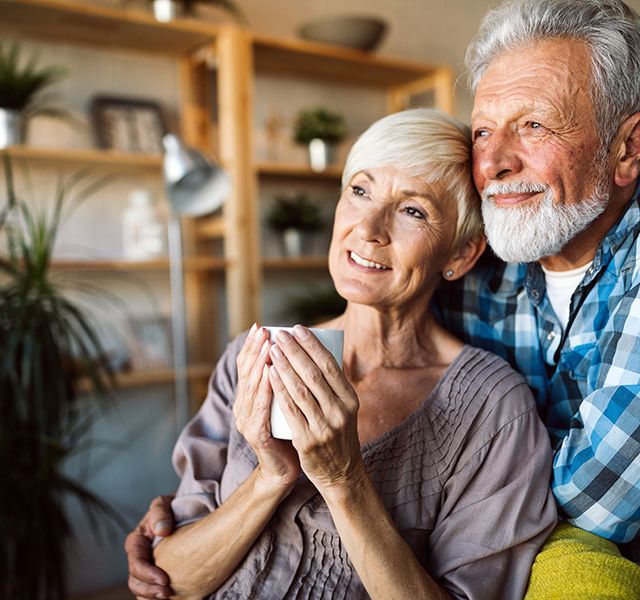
(127, 108, 556, 600)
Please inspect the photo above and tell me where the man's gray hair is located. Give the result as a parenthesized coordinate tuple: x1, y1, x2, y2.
(342, 108, 482, 249)
(465, 0, 640, 147)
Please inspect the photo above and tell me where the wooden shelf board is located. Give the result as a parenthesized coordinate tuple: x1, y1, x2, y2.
(116, 364, 211, 388)
(4, 145, 163, 170)
(253, 34, 440, 86)
(263, 257, 329, 270)
(195, 216, 226, 239)
(0, 0, 217, 55)
(50, 257, 226, 272)
(257, 161, 342, 180)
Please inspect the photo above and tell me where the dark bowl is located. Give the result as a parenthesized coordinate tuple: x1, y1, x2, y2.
(297, 15, 388, 52)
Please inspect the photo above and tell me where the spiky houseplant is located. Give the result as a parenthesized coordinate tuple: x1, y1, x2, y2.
(0, 42, 68, 119)
(0, 155, 123, 600)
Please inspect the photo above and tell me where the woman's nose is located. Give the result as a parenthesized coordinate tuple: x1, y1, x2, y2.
(354, 207, 390, 244)
(473, 129, 524, 184)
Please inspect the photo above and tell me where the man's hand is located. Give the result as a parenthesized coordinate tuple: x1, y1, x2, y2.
(125, 495, 175, 600)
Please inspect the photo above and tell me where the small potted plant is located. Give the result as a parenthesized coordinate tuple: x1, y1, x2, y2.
(266, 193, 325, 257)
(148, 0, 245, 23)
(293, 106, 347, 172)
(0, 43, 68, 148)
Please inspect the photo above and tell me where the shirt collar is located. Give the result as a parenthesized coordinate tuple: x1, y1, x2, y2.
(525, 178, 640, 301)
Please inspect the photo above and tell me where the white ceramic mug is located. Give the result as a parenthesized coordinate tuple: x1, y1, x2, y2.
(265, 326, 344, 440)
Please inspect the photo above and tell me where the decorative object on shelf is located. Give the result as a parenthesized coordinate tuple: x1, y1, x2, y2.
(0, 156, 125, 600)
(127, 315, 173, 370)
(121, 188, 167, 259)
(0, 42, 68, 148)
(147, 0, 246, 23)
(162, 133, 230, 430)
(297, 15, 388, 52)
(266, 193, 324, 257)
(263, 107, 286, 162)
(90, 95, 168, 154)
(293, 106, 346, 172)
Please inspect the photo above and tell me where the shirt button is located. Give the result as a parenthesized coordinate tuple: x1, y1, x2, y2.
(547, 331, 556, 341)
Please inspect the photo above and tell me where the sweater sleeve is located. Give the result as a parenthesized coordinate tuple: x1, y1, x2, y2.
(427, 382, 557, 600)
(170, 333, 247, 527)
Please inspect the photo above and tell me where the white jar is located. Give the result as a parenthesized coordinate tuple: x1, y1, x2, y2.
(121, 189, 166, 260)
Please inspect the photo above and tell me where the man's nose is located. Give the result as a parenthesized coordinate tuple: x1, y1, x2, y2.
(474, 129, 523, 182)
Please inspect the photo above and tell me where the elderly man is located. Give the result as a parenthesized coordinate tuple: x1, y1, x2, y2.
(126, 0, 640, 597)
(444, 0, 640, 551)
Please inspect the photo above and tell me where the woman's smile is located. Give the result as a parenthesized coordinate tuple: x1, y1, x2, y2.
(348, 250, 391, 272)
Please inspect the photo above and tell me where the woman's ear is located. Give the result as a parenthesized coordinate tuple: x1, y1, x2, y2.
(614, 112, 640, 188)
(442, 234, 486, 281)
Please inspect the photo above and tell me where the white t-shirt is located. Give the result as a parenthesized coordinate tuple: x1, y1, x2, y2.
(541, 261, 593, 330)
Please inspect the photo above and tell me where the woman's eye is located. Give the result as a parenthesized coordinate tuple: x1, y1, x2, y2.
(350, 185, 366, 196)
(404, 206, 425, 220)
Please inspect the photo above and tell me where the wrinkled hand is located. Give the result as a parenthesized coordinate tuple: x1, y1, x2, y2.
(234, 324, 301, 489)
(268, 325, 366, 493)
(125, 494, 175, 600)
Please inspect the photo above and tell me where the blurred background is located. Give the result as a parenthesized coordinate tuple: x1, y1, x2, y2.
(4, 1, 637, 598)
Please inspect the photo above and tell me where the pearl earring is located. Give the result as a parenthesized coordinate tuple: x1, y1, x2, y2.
(445, 269, 454, 278)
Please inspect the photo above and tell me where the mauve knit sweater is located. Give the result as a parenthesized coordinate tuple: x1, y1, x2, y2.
(170, 333, 557, 600)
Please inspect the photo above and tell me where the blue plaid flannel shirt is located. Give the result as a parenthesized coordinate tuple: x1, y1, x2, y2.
(435, 182, 640, 544)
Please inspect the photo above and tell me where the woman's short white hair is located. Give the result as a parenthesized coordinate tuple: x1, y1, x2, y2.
(342, 108, 482, 249)
(465, 0, 640, 147)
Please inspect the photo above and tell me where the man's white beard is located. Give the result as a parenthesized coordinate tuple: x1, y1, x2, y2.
(481, 181, 607, 263)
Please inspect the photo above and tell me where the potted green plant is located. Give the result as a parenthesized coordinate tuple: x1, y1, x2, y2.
(0, 156, 124, 600)
(266, 192, 325, 257)
(0, 43, 68, 148)
(148, 0, 245, 23)
(293, 106, 347, 172)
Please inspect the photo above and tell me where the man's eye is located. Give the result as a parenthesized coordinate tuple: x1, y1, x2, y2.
(404, 206, 425, 220)
(529, 121, 542, 129)
(473, 129, 489, 140)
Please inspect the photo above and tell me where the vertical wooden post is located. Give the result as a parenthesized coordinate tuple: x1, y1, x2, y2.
(177, 46, 219, 373)
(216, 25, 260, 336)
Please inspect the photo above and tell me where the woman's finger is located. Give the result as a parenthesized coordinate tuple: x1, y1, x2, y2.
(269, 343, 326, 431)
(272, 330, 345, 419)
(269, 364, 308, 434)
(292, 325, 354, 402)
(235, 336, 271, 423)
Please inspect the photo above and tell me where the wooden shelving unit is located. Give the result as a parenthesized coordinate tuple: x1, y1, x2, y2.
(116, 364, 211, 388)
(1, 0, 454, 381)
(4, 145, 163, 171)
(257, 161, 342, 180)
(50, 256, 226, 272)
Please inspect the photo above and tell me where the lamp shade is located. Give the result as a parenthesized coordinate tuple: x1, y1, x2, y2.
(162, 133, 230, 217)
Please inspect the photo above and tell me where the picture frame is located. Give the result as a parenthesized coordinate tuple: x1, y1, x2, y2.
(90, 95, 168, 154)
(127, 315, 173, 371)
